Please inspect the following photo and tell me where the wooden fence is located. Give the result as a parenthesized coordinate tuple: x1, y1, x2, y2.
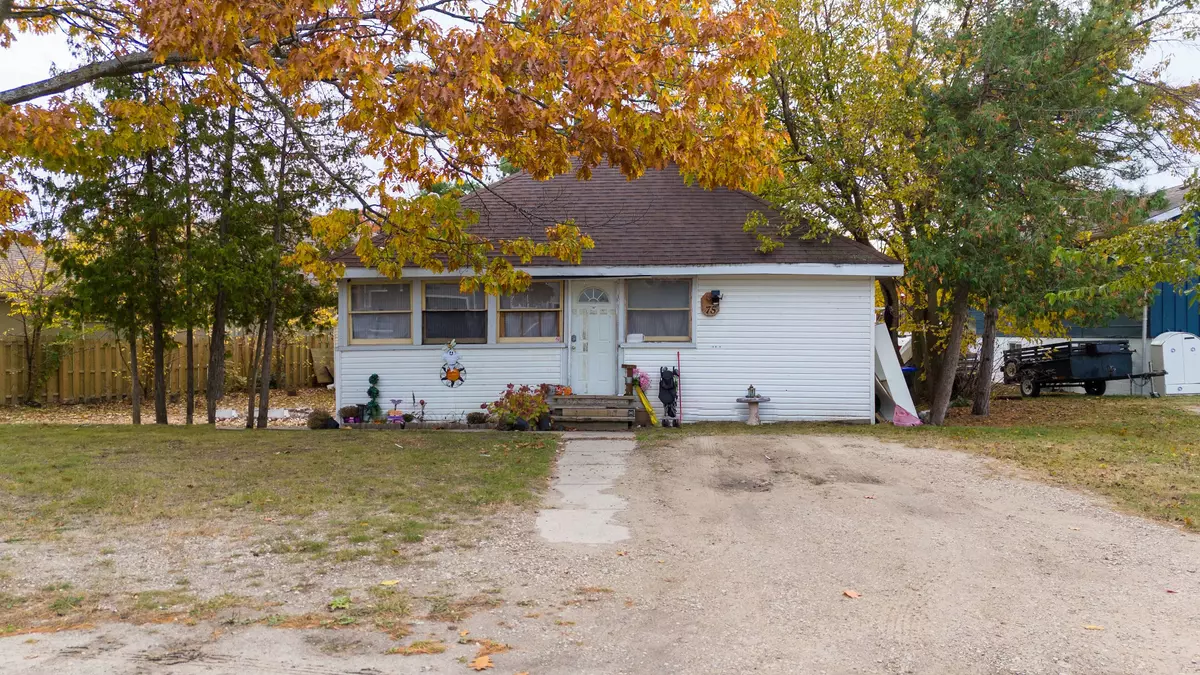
(0, 334, 334, 406)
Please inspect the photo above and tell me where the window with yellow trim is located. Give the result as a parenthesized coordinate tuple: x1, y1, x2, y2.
(424, 282, 487, 343)
(349, 283, 412, 343)
(499, 281, 562, 341)
(626, 279, 691, 341)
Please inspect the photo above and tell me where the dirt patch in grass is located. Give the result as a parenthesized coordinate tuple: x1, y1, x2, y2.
(0, 425, 554, 639)
(639, 394, 1200, 530)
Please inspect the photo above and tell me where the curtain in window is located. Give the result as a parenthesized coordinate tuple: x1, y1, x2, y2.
(500, 282, 561, 338)
(627, 310, 689, 338)
(352, 313, 412, 340)
(626, 279, 690, 339)
(351, 284, 411, 311)
(424, 283, 487, 342)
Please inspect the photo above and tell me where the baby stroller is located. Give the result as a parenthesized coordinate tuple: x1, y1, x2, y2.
(658, 367, 680, 427)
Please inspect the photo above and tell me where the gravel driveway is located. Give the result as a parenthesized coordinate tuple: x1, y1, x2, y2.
(4, 434, 1198, 674)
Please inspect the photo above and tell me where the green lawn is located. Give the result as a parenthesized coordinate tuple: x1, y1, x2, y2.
(640, 394, 1200, 531)
(0, 426, 557, 542)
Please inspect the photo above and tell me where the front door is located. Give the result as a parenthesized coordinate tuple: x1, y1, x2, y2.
(570, 281, 618, 395)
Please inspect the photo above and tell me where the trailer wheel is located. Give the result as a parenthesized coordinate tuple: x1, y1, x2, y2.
(1020, 375, 1041, 398)
(1084, 380, 1106, 396)
(1003, 360, 1020, 381)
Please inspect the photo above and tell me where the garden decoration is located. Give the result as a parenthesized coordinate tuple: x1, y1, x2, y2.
(338, 405, 361, 424)
(736, 385, 770, 426)
(440, 340, 466, 387)
(388, 399, 406, 425)
(365, 374, 383, 422)
(659, 366, 680, 427)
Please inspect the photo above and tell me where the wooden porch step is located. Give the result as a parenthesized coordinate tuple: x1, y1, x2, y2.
(548, 394, 636, 408)
(556, 407, 634, 419)
(552, 410, 638, 420)
(556, 420, 634, 431)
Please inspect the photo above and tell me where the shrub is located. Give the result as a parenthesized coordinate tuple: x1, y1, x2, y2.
(338, 405, 361, 420)
(466, 411, 489, 425)
(307, 409, 335, 430)
(484, 384, 549, 427)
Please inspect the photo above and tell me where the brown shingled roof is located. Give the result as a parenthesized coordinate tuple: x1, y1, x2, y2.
(337, 163, 897, 268)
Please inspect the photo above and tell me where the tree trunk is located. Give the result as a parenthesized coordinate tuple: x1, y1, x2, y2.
(21, 323, 41, 405)
(182, 100, 195, 425)
(206, 105, 236, 424)
(971, 304, 999, 416)
(257, 124, 288, 429)
(246, 324, 265, 428)
(128, 331, 142, 425)
(186, 327, 194, 423)
(257, 305, 278, 429)
(151, 318, 168, 424)
(927, 282, 971, 426)
(144, 148, 168, 425)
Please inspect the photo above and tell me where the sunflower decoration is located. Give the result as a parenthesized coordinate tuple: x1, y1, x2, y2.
(440, 340, 466, 387)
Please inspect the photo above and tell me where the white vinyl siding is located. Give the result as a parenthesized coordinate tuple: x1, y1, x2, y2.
(620, 276, 874, 422)
(336, 346, 565, 421)
(335, 274, 876, 422)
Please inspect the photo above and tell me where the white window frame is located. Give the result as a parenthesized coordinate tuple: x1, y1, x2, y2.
(348, 282, 413, 345)
(625, 278, 693, 342)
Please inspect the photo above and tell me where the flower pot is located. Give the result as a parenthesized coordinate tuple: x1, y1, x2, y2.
(536, 414, 552, 431)
(512, 417, 530, 432)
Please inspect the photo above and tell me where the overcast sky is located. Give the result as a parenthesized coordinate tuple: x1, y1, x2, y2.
(2, 28, 1198, 192)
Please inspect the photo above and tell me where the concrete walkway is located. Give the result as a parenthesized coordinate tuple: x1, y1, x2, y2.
(535, 432, 635, 544)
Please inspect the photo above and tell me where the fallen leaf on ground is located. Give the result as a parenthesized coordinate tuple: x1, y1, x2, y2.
(469, 654, 493, 670)
(843, 590, 861, 599)
(1166, 589, 1177, 594)
(864, 495, 876, 500)
(380, 580, 400, 586)
(616, 551, 627, 556)
(459, 630, 470, 637)
(1083, 625, 1105, 631)
(474, 639, 509, 657)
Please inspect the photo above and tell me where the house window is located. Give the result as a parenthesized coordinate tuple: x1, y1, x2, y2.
(423, 282, 487, 344)
(349, 283, 412, 343)
(498, 282, 562, 341)
(626, 279, 691, 341)
(578, 287, 610, 303)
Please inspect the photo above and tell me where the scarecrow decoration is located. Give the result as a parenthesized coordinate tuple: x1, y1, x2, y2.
(440, 340, 466, 387)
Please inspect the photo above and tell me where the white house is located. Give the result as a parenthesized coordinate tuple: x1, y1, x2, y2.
(333, 164, 903, 423)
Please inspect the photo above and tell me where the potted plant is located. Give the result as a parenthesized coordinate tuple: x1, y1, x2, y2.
(338, 405, 361, 425)
(484, 384, 550, 431)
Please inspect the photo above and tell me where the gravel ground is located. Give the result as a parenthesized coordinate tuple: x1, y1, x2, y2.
(2, 434, 1198, 674)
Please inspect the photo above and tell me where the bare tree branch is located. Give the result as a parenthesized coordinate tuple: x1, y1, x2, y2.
(0, 51, 192, 105)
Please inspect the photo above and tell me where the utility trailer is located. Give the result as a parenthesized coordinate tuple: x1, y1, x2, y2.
(1001, 340, 1147, 397)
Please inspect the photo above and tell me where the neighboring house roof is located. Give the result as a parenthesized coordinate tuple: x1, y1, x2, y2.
(0, 243, 58, 300)
(335, 163, 897, 270)
(1148, 184, 1188, 223)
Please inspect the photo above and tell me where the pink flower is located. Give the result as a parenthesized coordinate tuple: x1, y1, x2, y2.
(419, 399, 426, 406)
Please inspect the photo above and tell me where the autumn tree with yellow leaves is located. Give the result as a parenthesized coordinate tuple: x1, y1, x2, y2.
(1, 0, 780, 286)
